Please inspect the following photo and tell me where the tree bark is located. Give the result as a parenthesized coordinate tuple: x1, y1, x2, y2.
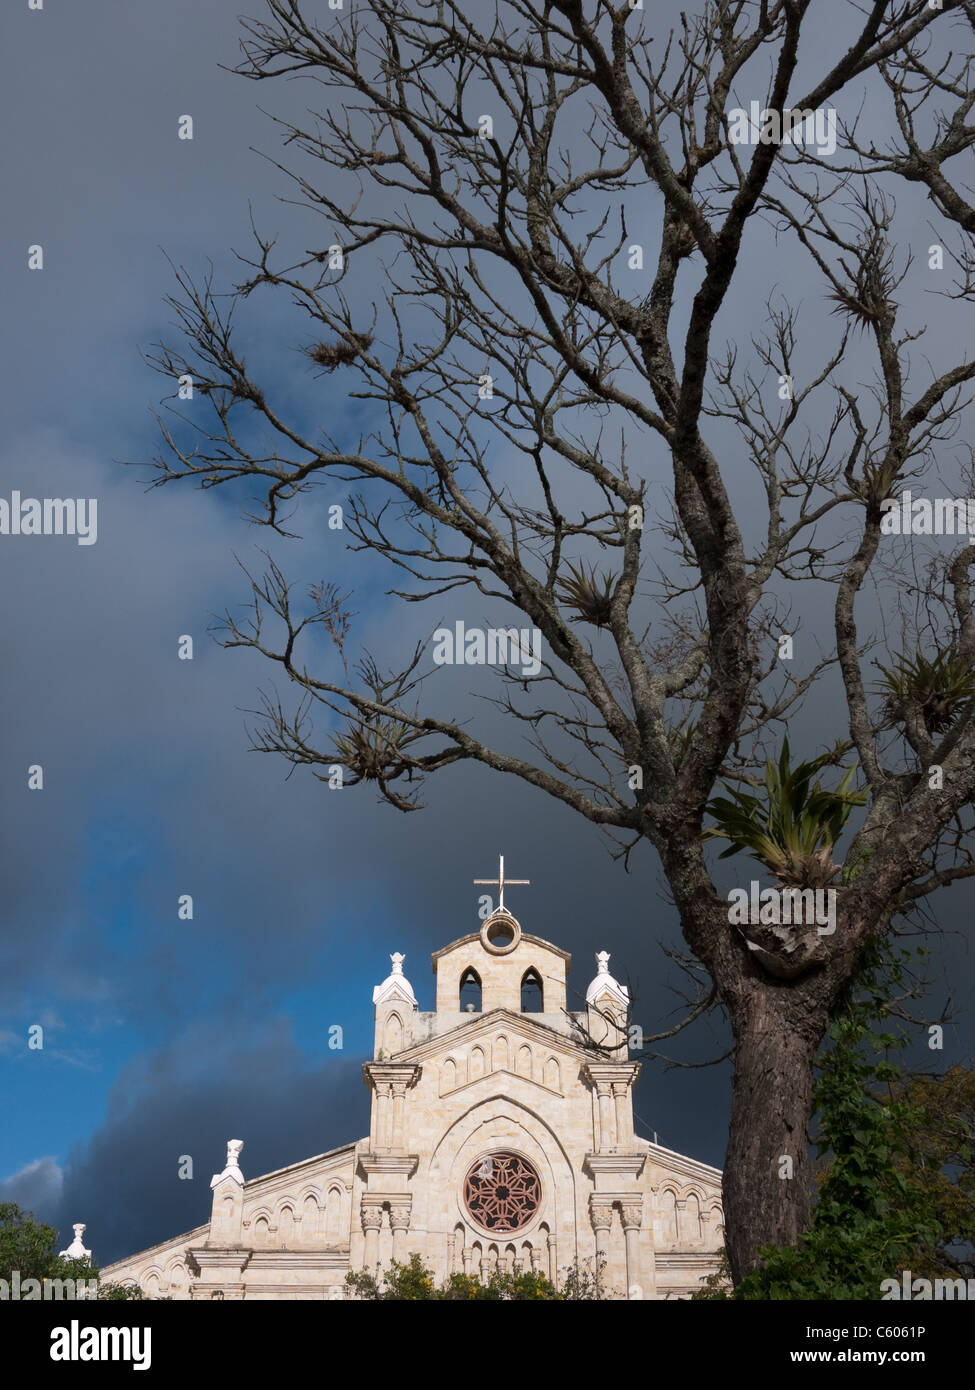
(722, 991, 824, 1283)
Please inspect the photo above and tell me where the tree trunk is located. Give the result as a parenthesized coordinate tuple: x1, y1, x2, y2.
(722, 991, 824, 1283)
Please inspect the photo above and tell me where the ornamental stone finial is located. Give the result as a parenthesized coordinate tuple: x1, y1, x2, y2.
(60, 1223, 92, 1261)
(210, 1138, 245, 1189)
(390, 953, 405, 975)
(596, 951, 611, 973)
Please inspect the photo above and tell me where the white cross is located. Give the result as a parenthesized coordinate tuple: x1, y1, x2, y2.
(474, 854, 530, 912)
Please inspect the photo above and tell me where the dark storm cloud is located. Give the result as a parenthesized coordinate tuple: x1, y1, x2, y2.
(1, 0, 972, 1269)
(48, 1020, 370, 1267)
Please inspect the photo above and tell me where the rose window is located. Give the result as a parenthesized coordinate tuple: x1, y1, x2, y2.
(463, 1152, 540, 1233)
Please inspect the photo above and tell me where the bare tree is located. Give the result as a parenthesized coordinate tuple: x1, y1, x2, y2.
(139, 0, 975, 1281)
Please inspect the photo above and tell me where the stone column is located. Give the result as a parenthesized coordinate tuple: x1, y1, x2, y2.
(462, 1245, 472, 1276)
(596, 1084, 615, 1151)
(391, 1082, 407, 1152)
(361, 1203, 382, 1269)
(590, 1199, 614, 1258)
(620, 1201, 644, 1299)
(547, 1232, 558, 1284)
(528, 1246, 539, 1274)
(612, 1081, 631, 1148)
(389, 1206, 410, 1263)
(446, 1234, 455, 1275)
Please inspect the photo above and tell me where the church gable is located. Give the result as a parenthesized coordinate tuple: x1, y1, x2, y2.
(88, 861, 724, 1299)
(240, 1143, 358, 1251)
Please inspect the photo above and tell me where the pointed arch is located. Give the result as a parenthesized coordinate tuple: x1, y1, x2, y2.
(459, 967, 482, 1012)
(544, 1055, 560, 1090)
(301, 1192, 321, 1244)
(383, 1011, 403, 1055)
(659, 1188, 678, 1245)
(682, 1192, 703, 1244)
(520, 967, 544, 1011)
(324, 1184, 344, 1244)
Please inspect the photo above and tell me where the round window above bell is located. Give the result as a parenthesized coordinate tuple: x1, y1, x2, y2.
(480, 911, 522, 954)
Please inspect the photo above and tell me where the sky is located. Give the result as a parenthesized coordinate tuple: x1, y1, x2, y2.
(0, 0, 972, 1268)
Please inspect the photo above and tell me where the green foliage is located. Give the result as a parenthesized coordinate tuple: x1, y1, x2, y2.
(722, 941, 945, 1300)
(875, 647, 975, 734)
(344, 1251, 609, 1300)
(0, 1205, 171, 1299)
(704, 739, 866, 888)
(889, 1066, 975, 1279)
(0, 1204, 98, 1289)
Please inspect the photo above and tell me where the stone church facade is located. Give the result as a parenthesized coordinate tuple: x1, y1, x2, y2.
(99, 905, 724, 1299)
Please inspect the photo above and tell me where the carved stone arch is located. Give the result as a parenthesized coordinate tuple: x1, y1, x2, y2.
(140, 1265, 163, 1298)
(324, 1181, 345, 1245)
(299, 1188, 322, 1244)
(429, 1093, 577, 1264)
(277, 1201, 296, 1246)
(165, 1253, 188, 1294)
(251, 1208, 273, 1247)
(682, 1191, 703, 1243)
(469, 1044, 486, 1081)
(516, 1042, 532, 1078)
(440, 1055, 458, 1095)
(658, 1187, 679, 1245)
(544, 1055, 560, 1090)
(383, 1011, 404, 1056)
(494, 1034, 510, 1072)
(706, 1201, 724, 1241)
(520, 967, 544, 1011)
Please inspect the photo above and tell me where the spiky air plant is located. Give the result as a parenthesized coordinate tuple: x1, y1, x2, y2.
(556, 560, 616, 627)
(875, 648, 975, 735)
(827, 242, 897, 330)
(704, 740, 867, 890)
(305, 332, 374, 372)
(331, 719, 415, 784)
(848, 457, 901, 510)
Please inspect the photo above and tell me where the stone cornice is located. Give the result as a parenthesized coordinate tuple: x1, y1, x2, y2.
(188, 1249, 252, 1273)
(362, 1062, 422, 1089)
(244, 1251, 349, 1269)
(641, 1140, 723, 1187)
(395, 1008, 596, 1065)
(581, 1062, 641, 1086)
(583, 1153, 647, 1180)
(431, 931, 571, 966)
(357, 1153, 419, 1179)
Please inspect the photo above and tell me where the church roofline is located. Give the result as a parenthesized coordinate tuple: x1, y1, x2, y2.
(638, 1136, 724, 1183)
(431, 930, 571, 967)
(393, 1006, 595, 1064)
(240, 1139, 361, 1189)
(97, 1220, 211, 1278)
